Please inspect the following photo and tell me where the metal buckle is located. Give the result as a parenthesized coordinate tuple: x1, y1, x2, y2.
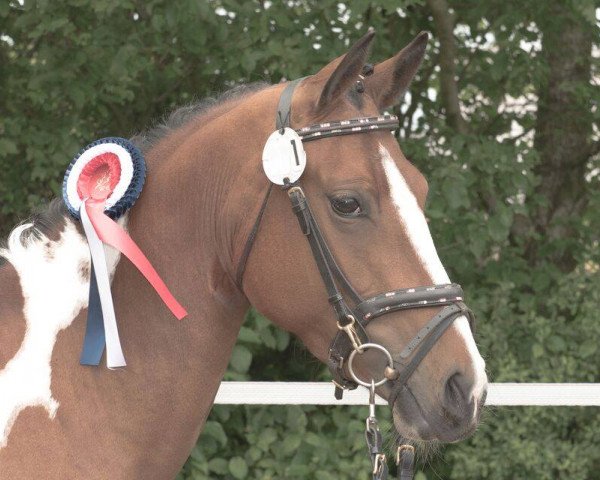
(396, 444, 415, 465)
(373, 453, 386, 475)
(331, 379, 347, 390)
(337, 314, 363, 351)
(287, 185, 304, 197)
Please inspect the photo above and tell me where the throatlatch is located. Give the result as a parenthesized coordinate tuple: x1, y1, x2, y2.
(236, 77, 476, 480)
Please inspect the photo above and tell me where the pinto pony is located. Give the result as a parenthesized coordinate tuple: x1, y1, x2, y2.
(0, 32, 487, 478)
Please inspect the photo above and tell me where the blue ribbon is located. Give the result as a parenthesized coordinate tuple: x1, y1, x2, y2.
(80, 262, 106, 365)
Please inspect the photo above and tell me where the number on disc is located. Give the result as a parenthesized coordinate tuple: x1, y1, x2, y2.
(262, 128, 307, 185)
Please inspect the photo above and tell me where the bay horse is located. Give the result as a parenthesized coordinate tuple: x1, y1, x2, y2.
(0, 31, 487, 478)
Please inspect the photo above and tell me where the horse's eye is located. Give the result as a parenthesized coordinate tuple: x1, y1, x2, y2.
(331, 196, 362, 217)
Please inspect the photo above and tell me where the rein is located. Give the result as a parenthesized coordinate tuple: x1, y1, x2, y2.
(237, 78, 475, 479)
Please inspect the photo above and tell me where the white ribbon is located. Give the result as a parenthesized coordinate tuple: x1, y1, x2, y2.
(80, 200, 126, 368)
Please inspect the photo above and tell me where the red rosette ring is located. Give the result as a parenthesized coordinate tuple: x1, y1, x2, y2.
(62, 137, 146, 220)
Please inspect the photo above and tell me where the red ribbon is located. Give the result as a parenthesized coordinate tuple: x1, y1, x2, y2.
(85, 200, 187, 320)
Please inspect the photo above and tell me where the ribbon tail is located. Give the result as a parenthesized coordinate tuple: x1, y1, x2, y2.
(85, 202, 187, 320)
(80, 261, 106, 366)
(80, 201, 126, 368)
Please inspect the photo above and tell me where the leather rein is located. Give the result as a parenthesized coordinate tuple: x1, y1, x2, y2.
(236, 77, 475, 479)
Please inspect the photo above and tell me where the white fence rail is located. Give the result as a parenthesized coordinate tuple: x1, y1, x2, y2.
(215, 382, 600, 406)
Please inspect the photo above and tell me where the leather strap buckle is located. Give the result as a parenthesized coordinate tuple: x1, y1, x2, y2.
(396, 444, 415, 480)
(373, 453, 386, 476)
(396, 444, 414, 465)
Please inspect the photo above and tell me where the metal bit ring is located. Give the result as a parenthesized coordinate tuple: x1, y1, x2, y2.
(347, 342, 394, 387)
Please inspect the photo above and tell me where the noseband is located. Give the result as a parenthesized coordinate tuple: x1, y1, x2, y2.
(237, 77, 475, 409)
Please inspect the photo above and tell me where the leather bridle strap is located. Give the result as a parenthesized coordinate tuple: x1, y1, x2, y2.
(355, 284, 465, 325)
(287, 185, 369, 393)
(235, 183, 273, 287)
(287, 186, 363, 330)
(396, 445, 415, 480)
(276, 77, 305, 131)
(387, 303, 473, 408)
(235, 78, 303, 289)
(298, 115, 400, 142)
(289, 186, 363, 304)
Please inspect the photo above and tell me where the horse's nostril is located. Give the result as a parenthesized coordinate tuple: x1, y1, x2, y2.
(445, 372, 471, 405)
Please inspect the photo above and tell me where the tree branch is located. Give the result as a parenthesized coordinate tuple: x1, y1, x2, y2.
(425, 0, 469, 134)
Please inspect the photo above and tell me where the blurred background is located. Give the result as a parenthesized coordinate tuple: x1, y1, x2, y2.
(1, 1, 599, 479)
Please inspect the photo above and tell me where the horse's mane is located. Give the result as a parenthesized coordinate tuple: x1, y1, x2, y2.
(131, 81, 269, 154)
(0, 81, 270, 262)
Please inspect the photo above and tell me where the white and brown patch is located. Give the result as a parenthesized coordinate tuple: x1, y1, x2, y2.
(0, 215, 121, 449)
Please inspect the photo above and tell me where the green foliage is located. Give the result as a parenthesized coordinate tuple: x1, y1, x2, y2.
(178, 401, 398, 480)
(1, 1, 599, 479)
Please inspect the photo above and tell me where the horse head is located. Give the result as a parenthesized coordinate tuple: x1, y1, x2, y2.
(240, 31, 488, 443)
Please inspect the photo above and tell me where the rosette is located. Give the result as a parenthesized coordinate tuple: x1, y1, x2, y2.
(62, 138, 187, 368)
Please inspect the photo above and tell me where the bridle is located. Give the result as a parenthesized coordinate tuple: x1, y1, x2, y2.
(236, 77, 476, 479)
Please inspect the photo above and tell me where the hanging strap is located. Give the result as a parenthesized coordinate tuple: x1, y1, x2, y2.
(236, 78, 306, 288)
(287, 186, 356, 325)
(235, 183, 273, 288)
(365, 417, 388, 480)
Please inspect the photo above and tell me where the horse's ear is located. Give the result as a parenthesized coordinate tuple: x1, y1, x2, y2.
(364, 32, 428, 110)
(313, 29, 376, 111)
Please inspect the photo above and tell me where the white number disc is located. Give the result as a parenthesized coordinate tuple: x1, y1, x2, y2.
(262, 128, 307, 185)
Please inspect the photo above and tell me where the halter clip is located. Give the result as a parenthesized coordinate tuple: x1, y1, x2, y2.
(337, 314, 363, 351)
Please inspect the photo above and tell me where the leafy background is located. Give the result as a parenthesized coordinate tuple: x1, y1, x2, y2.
(1, 1, 599, 479)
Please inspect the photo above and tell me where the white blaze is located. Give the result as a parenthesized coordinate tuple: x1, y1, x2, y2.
(379, 144, 486, 399)
(0, 219, 120, 448)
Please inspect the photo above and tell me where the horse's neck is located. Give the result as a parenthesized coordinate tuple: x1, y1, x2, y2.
(96, 117, 253, 459)
(0, 111, 252, 472)
(109, 91, 278, 442)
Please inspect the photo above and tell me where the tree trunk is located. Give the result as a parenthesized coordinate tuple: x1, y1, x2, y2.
(533, 4, 594, 272)
(426, 0, 469, 134)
